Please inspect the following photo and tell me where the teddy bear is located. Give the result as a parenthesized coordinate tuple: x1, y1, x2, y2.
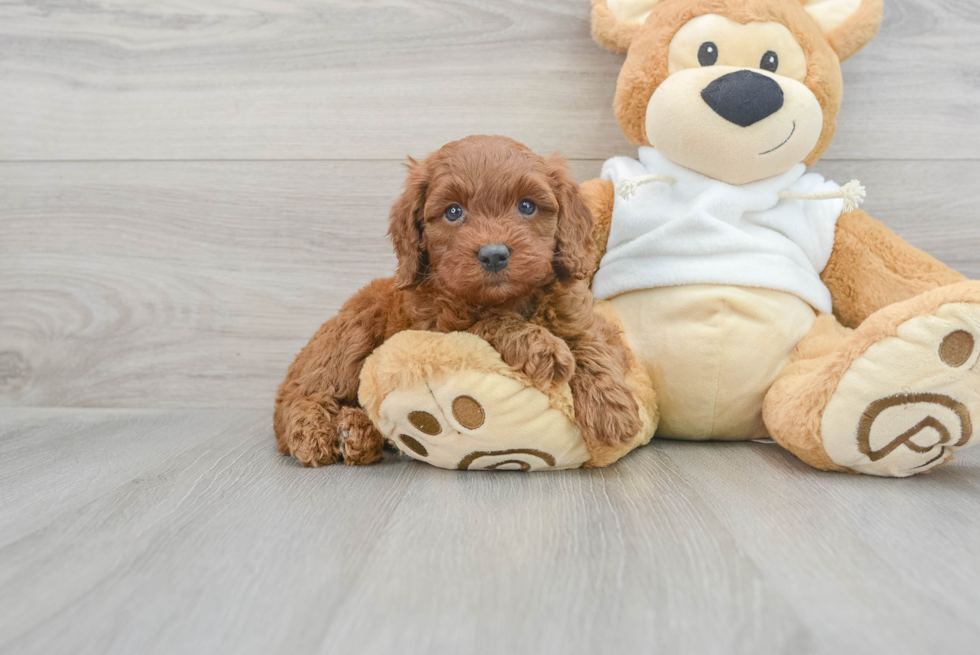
(357, 0, 980, 477)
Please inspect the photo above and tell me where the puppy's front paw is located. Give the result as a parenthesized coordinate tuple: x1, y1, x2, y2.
(280, 399, 341, 467)
(336, 406, 385, 466)
(571, 375, 642, 446)
(507, 328, 575, 385)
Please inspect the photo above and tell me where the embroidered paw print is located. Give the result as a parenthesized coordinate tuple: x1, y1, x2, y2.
(375, 371, 588, 471)
(822, 302, 980, 476)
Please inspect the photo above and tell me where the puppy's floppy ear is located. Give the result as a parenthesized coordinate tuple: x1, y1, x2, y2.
(547, 155, 596, 282)
(591, 0, 664, 53)
(802, 0, 883, 62)
(388, 156, 430, 289)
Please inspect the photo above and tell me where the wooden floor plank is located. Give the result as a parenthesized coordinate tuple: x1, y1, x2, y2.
(0, 0, 977, 161)
(2, 409, 978, 654)
(3, 159, 978, 409)
(0, 408, 255, 548)
(320, 448, 806, 654)
(0, 409, 417, 655)
(0, 410, 800, 655)
(660, 439, 980, 655)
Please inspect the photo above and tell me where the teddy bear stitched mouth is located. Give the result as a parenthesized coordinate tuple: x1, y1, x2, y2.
(759, 121, 797, 155)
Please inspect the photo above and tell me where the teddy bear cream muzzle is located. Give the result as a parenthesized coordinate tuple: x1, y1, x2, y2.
(645, 65, 824, 186)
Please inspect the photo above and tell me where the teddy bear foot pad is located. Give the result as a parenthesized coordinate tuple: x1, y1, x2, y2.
(821, 293, 980, 477)
(375, 368, 589, 471)
(357, 331, 598, 471)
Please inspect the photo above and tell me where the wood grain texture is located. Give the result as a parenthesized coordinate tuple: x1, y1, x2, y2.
(665, 439, 980, 655)
(0, 0, 978, 161)
(1, 409, 978, 655)
(2, 159, 979, 409)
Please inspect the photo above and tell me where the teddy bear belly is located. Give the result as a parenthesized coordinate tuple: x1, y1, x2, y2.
(606, 284, 818, 441)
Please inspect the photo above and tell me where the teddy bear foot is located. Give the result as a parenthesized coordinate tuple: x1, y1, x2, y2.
(376, 372, 590, 471)
(356, 330, 658, 471)
(821, 299, 980, 477)
(357, 332, 591, 471)
(766, 282, 980, 477)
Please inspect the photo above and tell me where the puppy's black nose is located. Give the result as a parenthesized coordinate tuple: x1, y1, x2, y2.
(478, 243, 510, 273)
(701, 70, 784, 127)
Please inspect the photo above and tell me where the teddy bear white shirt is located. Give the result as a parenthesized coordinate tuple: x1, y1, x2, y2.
(593, 147, 844, 314)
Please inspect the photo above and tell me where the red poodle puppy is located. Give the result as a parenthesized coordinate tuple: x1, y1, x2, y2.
(274, 135, 643, 467)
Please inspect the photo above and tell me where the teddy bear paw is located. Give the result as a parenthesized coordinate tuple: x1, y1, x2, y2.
(373, 368, 588, 471)
(821, 299, 980, 477)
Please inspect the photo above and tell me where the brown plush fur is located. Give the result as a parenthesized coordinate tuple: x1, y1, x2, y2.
(763, 314, 852, 471)
(822, 0, 883, 62)
(591, 0, 644, 53)
(275, 135, 643, 467)
(821, 210, 967, 329)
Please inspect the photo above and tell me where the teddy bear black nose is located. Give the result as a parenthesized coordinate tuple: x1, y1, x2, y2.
(701, 70, 784, 127)
(478, 243, 510, 273)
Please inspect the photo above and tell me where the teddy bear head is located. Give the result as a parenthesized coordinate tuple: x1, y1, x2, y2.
(591, 0, 883, 185)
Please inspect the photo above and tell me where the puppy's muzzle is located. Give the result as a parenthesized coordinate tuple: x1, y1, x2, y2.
(701, 70, 784, 127)
(478, 243, 510, 273)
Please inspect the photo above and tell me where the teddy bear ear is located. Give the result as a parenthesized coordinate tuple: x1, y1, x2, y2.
(591, 0, 664, 53)
(802, 0, 884, 62)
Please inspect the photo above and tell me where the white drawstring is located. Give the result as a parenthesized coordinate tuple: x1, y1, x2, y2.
(778, 180, 866, 213)
(615, 174, 677, 200)
(615, 175, 866, 213)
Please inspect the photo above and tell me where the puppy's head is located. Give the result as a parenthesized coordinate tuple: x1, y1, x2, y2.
(388, 135, 594, 304)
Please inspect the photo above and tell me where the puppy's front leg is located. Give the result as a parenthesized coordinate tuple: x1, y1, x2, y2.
(468, 314, 575, 386)
(274, 280, 393, 467)
(566, 318, 643, 449)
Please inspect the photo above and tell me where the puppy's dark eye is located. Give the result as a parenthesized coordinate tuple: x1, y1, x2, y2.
(761, 51, 778, 73)
(517, 199, 537, 216)
(444, 204, 465, 223)
(698, 42, 718, 67)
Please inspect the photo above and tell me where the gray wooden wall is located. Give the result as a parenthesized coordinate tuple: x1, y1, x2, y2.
(2, 0, 979, 409)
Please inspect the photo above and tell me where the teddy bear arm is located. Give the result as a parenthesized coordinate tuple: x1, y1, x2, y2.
(581, 177, 615, 279)
(821, 209, 967, 328)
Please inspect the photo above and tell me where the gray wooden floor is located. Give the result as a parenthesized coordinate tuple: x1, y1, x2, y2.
(2, 408, 980, 655)
(2, 1, 980, 653)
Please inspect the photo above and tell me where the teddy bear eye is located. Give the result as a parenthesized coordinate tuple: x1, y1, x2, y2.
(761, 51, 779, 73)
(444, 204, 465, 223)
(517, 199, 537, 216)
(698, 42, 719, 66)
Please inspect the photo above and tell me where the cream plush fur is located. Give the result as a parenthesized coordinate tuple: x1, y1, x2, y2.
(609, 284, 816, 440)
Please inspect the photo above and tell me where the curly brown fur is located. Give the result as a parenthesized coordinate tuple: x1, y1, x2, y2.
(275, 135, 642, 466)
